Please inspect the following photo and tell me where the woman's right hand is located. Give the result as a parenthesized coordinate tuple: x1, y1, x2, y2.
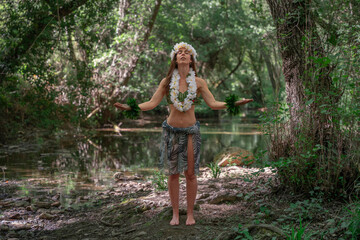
(113, 102, 131, 111)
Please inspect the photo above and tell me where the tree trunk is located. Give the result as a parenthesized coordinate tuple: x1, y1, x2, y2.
(265, 0, 339, 142)
(265, 0, 352, 193)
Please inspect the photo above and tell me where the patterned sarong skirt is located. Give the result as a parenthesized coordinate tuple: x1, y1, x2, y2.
(159, 120, 201, 175)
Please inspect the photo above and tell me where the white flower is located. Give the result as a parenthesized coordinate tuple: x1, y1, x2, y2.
(170, 42, 197, 61)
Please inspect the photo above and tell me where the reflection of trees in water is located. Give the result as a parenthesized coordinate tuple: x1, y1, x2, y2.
(50, 123, 264, 181)
(52, 132, 162, 178)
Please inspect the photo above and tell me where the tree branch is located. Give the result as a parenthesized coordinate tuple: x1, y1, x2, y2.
(214, 49, 244, 89)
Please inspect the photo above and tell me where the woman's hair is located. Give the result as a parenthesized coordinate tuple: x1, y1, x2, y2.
(164, 54, 197, 94)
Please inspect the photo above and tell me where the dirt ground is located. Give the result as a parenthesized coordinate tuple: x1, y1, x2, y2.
(0, 166, 355, 240)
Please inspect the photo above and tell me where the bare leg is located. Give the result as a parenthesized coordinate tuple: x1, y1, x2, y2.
(184, 134, 197, 225)
(168, 173, 180, 225)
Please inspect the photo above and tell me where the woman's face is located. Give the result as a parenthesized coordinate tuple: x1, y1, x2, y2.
(176, 47, 192, 65)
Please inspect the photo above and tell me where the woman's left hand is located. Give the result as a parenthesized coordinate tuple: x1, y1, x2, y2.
(235, 99, 253, 106)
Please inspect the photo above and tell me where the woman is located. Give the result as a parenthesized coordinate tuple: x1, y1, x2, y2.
(114, 42, 253, 226)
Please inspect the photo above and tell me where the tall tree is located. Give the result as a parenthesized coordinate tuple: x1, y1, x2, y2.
(265, 0, 359, 193)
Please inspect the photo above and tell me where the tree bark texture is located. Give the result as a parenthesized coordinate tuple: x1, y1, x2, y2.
(266, 0, 339, 149)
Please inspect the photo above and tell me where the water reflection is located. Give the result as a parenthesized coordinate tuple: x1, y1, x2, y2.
(0, 118, 266, 194)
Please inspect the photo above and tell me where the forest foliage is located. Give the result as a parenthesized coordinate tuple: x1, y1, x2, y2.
(0, 0, 281, 134)
(0, 0, 359, 197)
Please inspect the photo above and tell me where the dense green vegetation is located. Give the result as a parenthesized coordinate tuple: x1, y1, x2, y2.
(1, 1, 360, 239)
(1, 0, 359, 203)
(0, 0, 281, 135)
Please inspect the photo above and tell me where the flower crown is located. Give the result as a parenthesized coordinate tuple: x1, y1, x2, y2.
(170, 42, 197, 61)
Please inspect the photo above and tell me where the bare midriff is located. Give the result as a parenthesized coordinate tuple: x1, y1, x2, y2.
(166, 104, 197, 128)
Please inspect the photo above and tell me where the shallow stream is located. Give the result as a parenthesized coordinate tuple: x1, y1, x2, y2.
(0, 117, 265, 199)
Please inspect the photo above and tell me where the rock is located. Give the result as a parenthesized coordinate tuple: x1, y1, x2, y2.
(214, 147, 255, 167)
(208, 193, 239, 204)
(35, 201, 52, 209)
(39, 212, 56, 220)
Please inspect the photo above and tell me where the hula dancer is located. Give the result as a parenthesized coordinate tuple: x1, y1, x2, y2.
(114, 42, 253, 225)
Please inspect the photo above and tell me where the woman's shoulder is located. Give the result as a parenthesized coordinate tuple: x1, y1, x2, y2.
(159, 77, 168, 87)
(195, 77, 207, 87)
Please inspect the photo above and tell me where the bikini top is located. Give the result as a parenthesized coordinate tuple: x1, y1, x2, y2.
(166, 91, 202, 105)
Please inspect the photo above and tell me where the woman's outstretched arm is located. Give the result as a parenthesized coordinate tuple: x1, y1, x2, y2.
(114, 78, 167, 111)
(197, 77, 253, 110)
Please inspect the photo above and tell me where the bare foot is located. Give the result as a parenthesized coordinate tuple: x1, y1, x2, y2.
(186, 215, 195, 225)
(170, 215, 179, 225)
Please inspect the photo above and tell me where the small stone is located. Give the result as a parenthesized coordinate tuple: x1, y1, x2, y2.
(39, 212, 56, 220)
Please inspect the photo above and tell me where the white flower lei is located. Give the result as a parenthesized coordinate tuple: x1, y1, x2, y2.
(170, 68, 197, 112)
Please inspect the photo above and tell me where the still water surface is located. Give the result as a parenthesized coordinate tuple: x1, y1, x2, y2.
(0, 117, 265, 195)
